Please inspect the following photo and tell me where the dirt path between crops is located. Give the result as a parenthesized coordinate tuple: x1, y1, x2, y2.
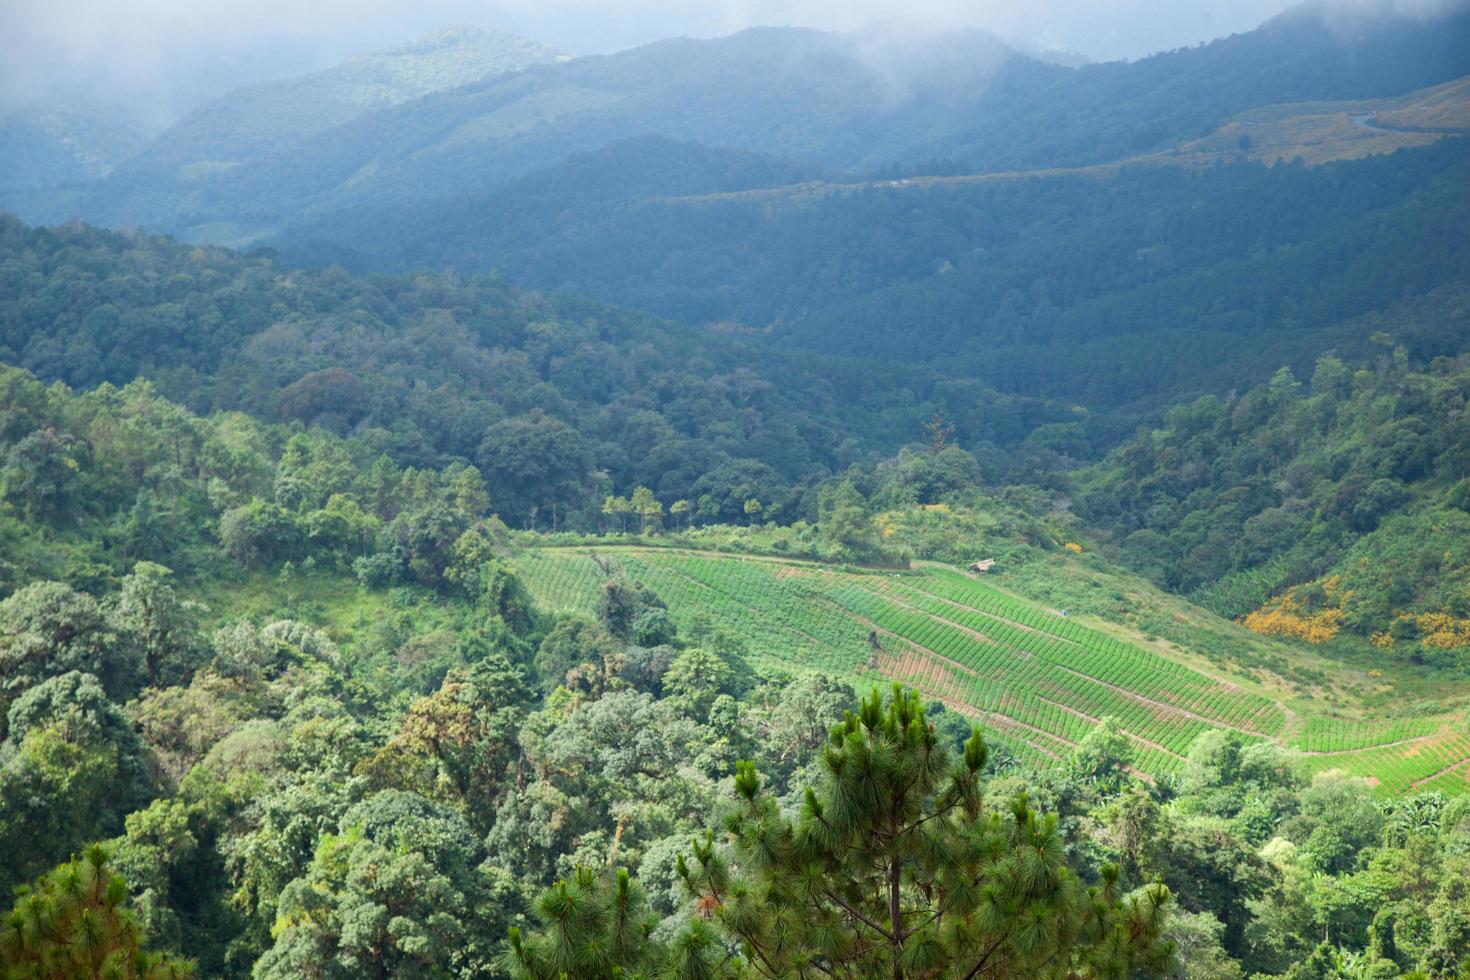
(1298, 732, 1446, 757)
(869, 588, 1019, 651)
(641, 558, 834, 648)
(1048, 659, 1273, 738)
(900, 580, 1273, 724)
(822, 599, 986, 678)
(561, 546, 1279, 742)
(898, 581, 1082, 645)
(878, 583, 1273, 738)
(1411, 756, 1470, 789)
(939, 699, 1069, 757)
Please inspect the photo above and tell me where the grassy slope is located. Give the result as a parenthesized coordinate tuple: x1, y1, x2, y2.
(138, 526, 1470, 796)
(511, 545, 1470, 794)
(669, 73, 1470, 211)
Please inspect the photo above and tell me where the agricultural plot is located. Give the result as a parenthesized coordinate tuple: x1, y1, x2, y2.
(512, 547, 1470, 794)
(1294, 716, 1443, 754)
(1320, 731, 1470, 795)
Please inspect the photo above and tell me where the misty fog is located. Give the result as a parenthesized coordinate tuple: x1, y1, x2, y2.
(6, 0, 1464, 123)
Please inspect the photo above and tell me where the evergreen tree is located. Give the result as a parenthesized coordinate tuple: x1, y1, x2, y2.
(677, 686, 1174, 978)
(1, 844, 194, 979)
(503, 866, 727, 980)
(631, 487, 664, 534)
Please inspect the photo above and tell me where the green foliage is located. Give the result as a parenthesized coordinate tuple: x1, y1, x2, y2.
(535, 619, 621, 695)
(358, 655, 533, 830)
(114, 563, 203, 688)
(1, 427, 87, 519)
(0, 672, 154, 895)
(677, 686, 1175, 978)
(254, 791, 510, 979)
(0, 220, 1026, 548)
(504, 866, 726, 980)
(816, 479, 886, 564)
(277, 136, 1470, 413)
(1078, 352, 1470, 654)
(1, 844, 194, 979)
(0, 582, 143, 726)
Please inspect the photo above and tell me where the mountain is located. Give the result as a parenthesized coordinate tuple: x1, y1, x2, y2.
(15, 2, 1470, 245)
(12, 26, 1033, 242)
(0, 104, 156, 192)
(0, 26, 564, 242)
(121, 26, 565, 173)
(273, 121, 1470, 409)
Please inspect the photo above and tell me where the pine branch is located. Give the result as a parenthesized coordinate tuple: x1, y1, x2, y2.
(957, 928, 1012, 980)
(821, 890, 897, 943)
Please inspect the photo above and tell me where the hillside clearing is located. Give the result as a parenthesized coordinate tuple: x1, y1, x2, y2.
(514, 546, 1470, 793)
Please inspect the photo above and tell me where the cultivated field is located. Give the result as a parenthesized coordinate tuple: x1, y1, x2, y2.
(514, 546, 1470, 793)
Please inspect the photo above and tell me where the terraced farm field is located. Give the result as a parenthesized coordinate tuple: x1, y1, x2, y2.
(513, 547, 1470, 793)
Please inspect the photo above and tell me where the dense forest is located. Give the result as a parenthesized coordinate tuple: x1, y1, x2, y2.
(277, 139, 1470, 407)
(0, 216, 1100, 529)
(5, 211, 1470, 975)
(1075, 345, 1470, 659)
(3, 358, 1470, 978)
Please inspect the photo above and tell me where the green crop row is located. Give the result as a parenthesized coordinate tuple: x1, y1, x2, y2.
(1291, 716, 1444, 753)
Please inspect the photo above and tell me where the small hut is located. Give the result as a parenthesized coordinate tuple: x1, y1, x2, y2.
(969, 559, 996, 573)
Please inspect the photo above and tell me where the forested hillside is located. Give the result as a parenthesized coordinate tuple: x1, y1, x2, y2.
(5, 353, 1470, 978)
(123, 26, 562, 174)
(279, 137, 1470, 406)
(0, 105, 155, 193)
(1076, 339, 1470, 665)
(9, 3, 1469, 244)
(0, 217, 1100, 528)
(5, 4, 1470, 977)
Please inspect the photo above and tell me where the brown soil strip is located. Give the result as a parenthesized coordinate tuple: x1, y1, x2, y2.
(1044, 660, 1273, 738)
(1411, 756, 1470, 790)
(878, 646, 967, 703)
(894, 582, 1076, 644)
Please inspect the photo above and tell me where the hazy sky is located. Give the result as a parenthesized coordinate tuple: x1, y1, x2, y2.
(0, 0, 1459, 120)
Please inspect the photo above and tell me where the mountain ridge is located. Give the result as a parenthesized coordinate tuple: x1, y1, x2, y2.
(12, 2, 1469, 245)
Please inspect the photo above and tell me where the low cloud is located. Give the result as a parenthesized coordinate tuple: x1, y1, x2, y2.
(3, 0, 1465, 119)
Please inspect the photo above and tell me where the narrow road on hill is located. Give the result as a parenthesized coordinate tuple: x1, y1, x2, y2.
(1350, 112, 1469, 135)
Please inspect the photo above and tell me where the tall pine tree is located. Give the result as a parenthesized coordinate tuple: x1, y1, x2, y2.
(679, 685, 1174, 977)
(511, 685, 1174, 978)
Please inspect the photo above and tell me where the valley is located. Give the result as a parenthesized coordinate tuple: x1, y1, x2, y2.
(5, 2, 1470, 975)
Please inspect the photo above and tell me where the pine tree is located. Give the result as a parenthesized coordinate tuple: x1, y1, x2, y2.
(503, 866, 727, 980)
(1, 844, 194, 979)
(677, 686, 1174, 979)
(604, 495, 634, 533)
(506, 686, 1174, 979)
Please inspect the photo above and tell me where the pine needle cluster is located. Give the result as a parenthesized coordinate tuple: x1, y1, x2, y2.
(1, 844, 194, 980)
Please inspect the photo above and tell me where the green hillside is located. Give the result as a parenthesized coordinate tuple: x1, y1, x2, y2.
(8, 6, 1470, 976)
(511, 546, 1470, 793)
(12, 5, 1470, 241)
(127, 26, 563, 176)
(1074, 338, 1470, 663)
(277, 131, 1470, 410)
